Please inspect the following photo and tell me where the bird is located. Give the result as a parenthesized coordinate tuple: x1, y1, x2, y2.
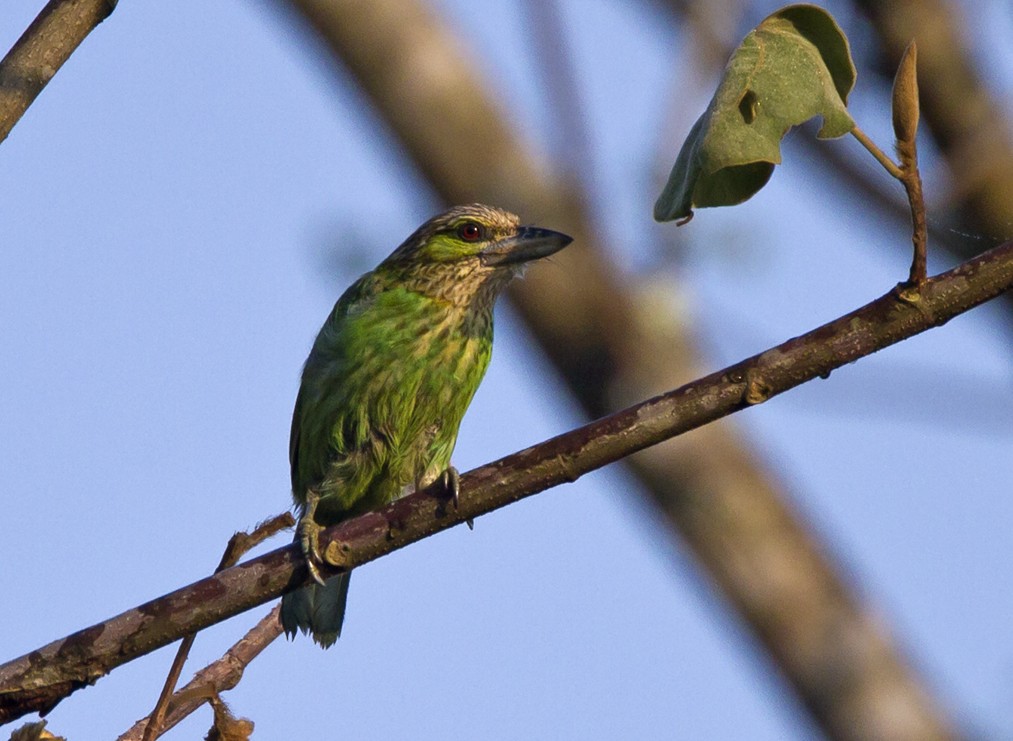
(280, 203, 573, 647)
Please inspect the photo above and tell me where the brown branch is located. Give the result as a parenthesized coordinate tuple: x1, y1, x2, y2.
(3, 239, 1011, 729)
(0, 0, 116, 145)
(847, 112, 928, 289)
(118, 607, 282, 741)
(140, 515, 294, 741)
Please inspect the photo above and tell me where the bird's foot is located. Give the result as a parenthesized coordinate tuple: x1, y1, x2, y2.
(440, 466, 473, 530)
(298, 490, 328, 586)
(440, 466, 461, 508)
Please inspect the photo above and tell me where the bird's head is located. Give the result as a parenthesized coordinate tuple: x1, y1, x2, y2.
(380, 204, 572, 307)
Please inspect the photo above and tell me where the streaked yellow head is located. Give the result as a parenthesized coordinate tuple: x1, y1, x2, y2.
(380, 203, 571, 307)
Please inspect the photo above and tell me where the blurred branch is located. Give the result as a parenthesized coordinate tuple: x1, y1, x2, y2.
(517, 0, 596, 198)
(277, 0, 966, 738)
(0, 0, 116, 145)
(6, 233, 1011, 731)
(852, 0, 1013, 246)
(118, 607, 282, 741)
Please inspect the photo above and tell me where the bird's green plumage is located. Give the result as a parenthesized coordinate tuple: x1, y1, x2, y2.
(281, 204, 571, 647)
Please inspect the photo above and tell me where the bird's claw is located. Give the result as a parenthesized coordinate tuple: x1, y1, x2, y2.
(440, 466, 474, 530)
(298, 490, 328, 587)
(441, 466, 461, 509)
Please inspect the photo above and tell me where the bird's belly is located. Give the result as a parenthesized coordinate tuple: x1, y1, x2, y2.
(310, 329, 488, 523)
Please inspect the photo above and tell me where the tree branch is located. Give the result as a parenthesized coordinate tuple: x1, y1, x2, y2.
(3, 239, 1011, 727)
(0, 0, 116, 144)
(139, 515, 293, 741)
(118, 607, 282, 741)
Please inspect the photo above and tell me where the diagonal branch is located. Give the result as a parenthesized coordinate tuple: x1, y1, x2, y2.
(118, 607, 283, 741)
(3, 239, 1011, 730)
(139, 514, 293, 741)
(0, 0, 116, 144)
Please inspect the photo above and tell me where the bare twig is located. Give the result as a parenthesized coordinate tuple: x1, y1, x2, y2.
(850, 43, 928, 289)
(891, 41, 927, 285)
(0, 0, 116, 144)
(141, 515, 293, 741)
(900, 145, 928, 285)
(119, 607, 281, 741)
(4, 239, 1012, 730)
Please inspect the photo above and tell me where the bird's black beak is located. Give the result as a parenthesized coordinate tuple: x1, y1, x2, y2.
(480, 226, 573, 267)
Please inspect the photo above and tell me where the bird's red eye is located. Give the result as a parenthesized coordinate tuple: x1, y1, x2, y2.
(457, 222, 483, 242)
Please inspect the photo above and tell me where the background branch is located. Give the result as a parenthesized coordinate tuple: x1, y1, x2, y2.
(0, 0, 115, 143)
(276, 0, 970, 737)
(3, 239, 1011, 729)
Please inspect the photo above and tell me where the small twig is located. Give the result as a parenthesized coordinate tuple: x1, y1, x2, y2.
(899, 147, 927, 286)
(0, 0, 116, 145)
(119, 607, 282, 741)
(140, 514, 293, 741)
(892, 41, 927, 286)
(849, 41, 927, 289)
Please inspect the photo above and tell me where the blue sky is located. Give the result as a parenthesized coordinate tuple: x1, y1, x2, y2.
(1, 1, 1011, 738)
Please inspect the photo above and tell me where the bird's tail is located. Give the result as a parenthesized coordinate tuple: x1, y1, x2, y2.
(280, 571, 352, 648)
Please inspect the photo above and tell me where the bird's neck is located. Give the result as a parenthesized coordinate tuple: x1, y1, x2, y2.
(381, 261, 513, 316)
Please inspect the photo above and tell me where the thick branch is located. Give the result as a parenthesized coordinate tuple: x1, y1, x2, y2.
(0, 0, 115, 144)
(3, 240, 1011, 726)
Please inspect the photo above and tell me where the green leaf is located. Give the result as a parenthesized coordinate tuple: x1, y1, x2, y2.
(654, 4, 857, 223)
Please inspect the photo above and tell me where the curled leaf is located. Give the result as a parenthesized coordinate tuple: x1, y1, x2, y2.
(655, 4, 857, 223)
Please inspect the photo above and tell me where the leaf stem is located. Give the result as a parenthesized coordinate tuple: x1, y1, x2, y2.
(850, 125, 903, 179)
(850, 120, 927, 286)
